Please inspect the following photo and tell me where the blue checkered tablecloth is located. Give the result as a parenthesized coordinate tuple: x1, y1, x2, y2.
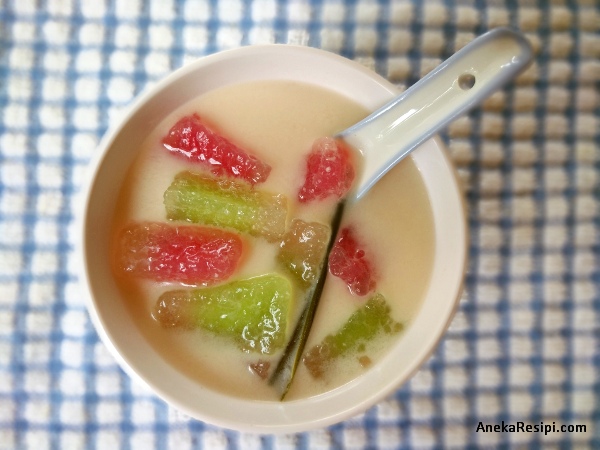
(1, 1, 598, 448)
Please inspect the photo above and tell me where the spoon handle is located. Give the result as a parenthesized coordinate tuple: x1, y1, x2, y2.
(340, 27, 534, 200)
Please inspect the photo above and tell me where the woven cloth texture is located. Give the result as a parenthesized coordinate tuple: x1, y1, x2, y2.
(0, 0, 599, 449)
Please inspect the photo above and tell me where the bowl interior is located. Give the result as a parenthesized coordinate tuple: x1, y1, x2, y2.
(80, 45, 467, 433)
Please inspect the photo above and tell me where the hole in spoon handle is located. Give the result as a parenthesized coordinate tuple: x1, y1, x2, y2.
(458, 73, 476, 90)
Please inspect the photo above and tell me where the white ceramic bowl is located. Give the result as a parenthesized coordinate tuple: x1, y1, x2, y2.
(79, 45, 467, 434)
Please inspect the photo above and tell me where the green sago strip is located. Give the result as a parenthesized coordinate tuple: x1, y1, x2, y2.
(303, 293, 403, 378)
(164, 171, 287, 241)
(154, 274, 293, 355)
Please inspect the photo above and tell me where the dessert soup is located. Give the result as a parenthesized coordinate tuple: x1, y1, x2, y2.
(111, 80, 435, 400)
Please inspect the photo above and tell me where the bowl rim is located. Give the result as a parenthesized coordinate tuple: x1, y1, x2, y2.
(78, 44, 468, 434)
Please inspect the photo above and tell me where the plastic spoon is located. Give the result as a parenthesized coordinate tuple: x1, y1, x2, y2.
(271, 27, 534, 398)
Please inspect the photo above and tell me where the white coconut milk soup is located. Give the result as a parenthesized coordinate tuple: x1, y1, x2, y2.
(111, 80, 435, 401)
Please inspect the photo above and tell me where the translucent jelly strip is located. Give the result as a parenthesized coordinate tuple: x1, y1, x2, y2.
(303, 293, 403, 378)
(164, 171, 287, 242)
(162, 113, 271, 185)
(154, 274, 293, 355)
(116, 221, 243, 284)
(277, 219, 331, 288)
